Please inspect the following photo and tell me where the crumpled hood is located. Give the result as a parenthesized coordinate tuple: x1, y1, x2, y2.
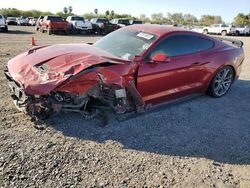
(7, 44, 125, 95)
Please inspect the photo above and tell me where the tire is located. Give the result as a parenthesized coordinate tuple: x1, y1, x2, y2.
(4, 26, 8, 32)
(221, 30, 227, 36)
(48, 29, 52, 35)
(64, 30, 69, 35)
(203, 29, 208, 34)
(208, 66, 234, 97)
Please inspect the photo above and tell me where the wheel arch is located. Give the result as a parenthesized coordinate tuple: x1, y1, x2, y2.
(206, 64, 236, 94)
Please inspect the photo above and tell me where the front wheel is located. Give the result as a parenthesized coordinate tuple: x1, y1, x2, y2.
(208, 66, 234, 97)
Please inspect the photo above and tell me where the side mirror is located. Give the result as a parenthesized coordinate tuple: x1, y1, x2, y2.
(152, 53, 170, 63)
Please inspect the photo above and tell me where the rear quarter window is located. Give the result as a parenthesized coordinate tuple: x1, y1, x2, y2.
(198, 38, 214, 51)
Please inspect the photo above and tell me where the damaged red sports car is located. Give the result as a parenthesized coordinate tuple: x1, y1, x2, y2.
(5, 25, 244, 125)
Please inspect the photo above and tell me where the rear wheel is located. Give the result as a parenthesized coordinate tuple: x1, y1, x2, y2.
(64, 30, 69, 35)
(48, 28, 52, 35)
(203, 29, 208, 34)
(4, 26, 8, 32)
(221, 30, 227, 36)
(208, 66, 234, 97)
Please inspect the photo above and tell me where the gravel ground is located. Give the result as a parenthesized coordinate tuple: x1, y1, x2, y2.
(0, 26, 250, 188)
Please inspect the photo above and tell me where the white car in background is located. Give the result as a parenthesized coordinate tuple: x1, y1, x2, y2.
(203, 24, 236, 36)
(191, 26, 204, 33)
(110, 18, 130, 27)
(66, 16, 92, 33)
(235, 26, 250, 36)
(0, 14, 8, 32)
(17, 18, 29, 26)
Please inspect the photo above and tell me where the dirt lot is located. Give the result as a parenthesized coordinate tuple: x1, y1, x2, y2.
(0, 26, 250, 188)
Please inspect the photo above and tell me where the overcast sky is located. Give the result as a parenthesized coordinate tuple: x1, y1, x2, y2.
(0, 0, 249, 23)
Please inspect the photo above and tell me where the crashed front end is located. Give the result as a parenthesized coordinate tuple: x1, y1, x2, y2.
(5, 67, 142, 121)
(4, 45, 144, 122)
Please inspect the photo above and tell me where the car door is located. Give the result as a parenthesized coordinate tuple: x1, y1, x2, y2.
(137, 34, 213, 105)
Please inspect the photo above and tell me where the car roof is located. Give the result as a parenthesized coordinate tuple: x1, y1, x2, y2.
(126, 24, 187, 37)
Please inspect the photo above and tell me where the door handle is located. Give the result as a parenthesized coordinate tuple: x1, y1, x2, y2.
(191, 62, 202, 66)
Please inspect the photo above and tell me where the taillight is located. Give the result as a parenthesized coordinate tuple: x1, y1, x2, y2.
(48, 21, 52, 27)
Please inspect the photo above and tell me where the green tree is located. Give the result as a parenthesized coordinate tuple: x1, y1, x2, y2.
(234, 13, 249, 26)
(183, 14, 198, 25)
(139, 14, 150, 23)
(151, 13, 167, 24)
(214, 16, 222, 24)
(200, 15, 215, 26)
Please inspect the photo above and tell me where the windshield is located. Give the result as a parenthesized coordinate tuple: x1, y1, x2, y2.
(72, 17, 84, 21)
(97, 19, 109, 24)
(132, 21, 143, 24)
(94, 29, 158, 60)
(118, 19, 130, 25)
(47, 16, 63, 22)
(7, 17, 16, 20)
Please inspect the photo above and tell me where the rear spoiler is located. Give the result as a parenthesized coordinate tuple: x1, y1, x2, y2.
(213, 36, 244, 48)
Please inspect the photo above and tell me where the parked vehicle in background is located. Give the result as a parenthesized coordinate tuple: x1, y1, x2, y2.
(203, 24, 236, 36)
(235, 26, 250, 36)
(40, 16, 69, 35)
(66, 16, 92, 34)
(0, 14, 8, 32)
(110, 18, 130, 27)
(17, 17, 29, 26)
(6, 17, 17, 25)
(130, 20, 143, 25)
(35, 16, 44, 31)
(29, 18, 37, 26)
(191, 26, 204, 33)
(91, 18, 119, 34)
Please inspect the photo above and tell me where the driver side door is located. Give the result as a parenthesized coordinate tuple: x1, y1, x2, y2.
(137, 34, 213, 105)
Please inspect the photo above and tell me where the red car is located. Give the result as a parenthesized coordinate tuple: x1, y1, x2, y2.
(40, 16, 69, 35)
(5, 25, 244, 125)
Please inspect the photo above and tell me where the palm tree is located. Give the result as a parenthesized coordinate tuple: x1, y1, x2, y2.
(105, 10, 110, 17)
(111, 10, 114, 16)
(94, 9, 98, 15)
(68, 6, 73, 13)
(63, 7, 68, 14)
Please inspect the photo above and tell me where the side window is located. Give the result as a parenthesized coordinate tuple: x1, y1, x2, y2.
(0, 15, 2, 19)
(198, 38, 214, 51)
(147, 35, 200, 59)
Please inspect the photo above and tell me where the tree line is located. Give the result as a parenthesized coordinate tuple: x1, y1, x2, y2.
(0, 7, 249, 26)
